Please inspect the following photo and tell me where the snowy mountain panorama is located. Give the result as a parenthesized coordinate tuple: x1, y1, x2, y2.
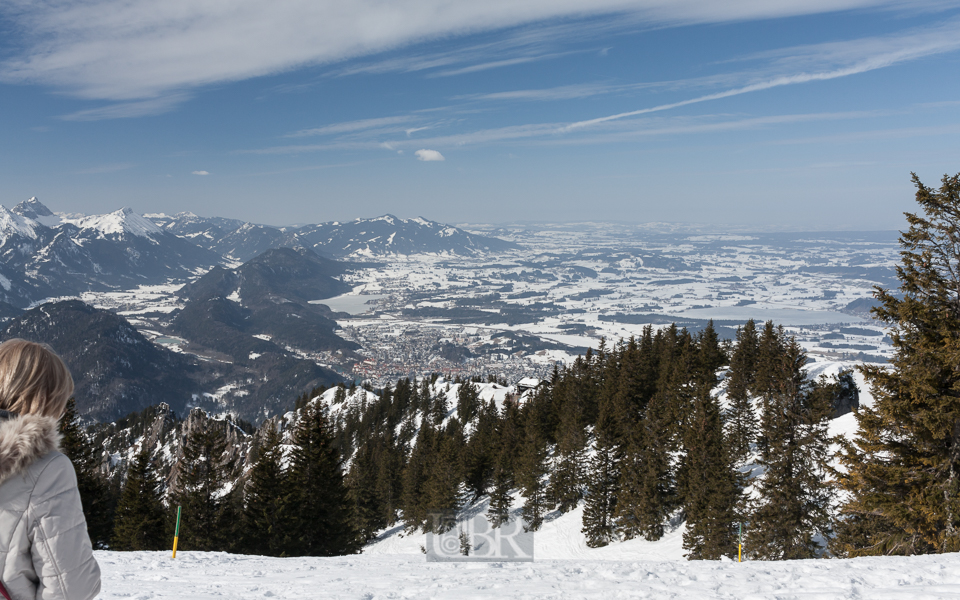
(0, 198, 223, 307)
(150, 211, 520, 261)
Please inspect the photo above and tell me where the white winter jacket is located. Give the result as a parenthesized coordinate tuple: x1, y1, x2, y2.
(0, 411, 101, 600)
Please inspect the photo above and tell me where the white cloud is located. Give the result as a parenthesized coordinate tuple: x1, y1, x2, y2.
(415, 149, 445, 161)
(1, 0, 951, 105)
(192, 170, 210, 175)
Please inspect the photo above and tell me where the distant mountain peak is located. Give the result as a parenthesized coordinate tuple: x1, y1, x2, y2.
(13, 197, 54, 219)
(66, 206, 164, 239)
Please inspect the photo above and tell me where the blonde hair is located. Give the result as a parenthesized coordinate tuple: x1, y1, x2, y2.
(0, 339, 74, 418)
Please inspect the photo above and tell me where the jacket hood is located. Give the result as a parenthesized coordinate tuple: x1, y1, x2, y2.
(0, 413, 61, 487)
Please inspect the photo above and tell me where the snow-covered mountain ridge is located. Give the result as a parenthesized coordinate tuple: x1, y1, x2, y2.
(150, 211, 519, 261)
(0, 198, 222, 307)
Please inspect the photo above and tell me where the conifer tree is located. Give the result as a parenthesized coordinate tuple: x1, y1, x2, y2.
(582, 352, 621, 547)
(59, 399, 115, 548)
(287, 401, 361, 555)
(679, 384, 741, 560)
(726, 320, 760, 463)
(517, 391, 551, 531)
(582, 430, 619, 547)
(548, 371, 588, 513)
(241, 422, 291, 555)
(170, 416, 236, 551)
(488, 400, 520, 527)
(111, 450, 167, 551)
(401, 420, 437, 531)
(456, 381, 481, 424)
(835, 172, 960, 556)
(422, 423, 466, 530)
(746, 337, 833, 560)
(462, 399, 498, 500)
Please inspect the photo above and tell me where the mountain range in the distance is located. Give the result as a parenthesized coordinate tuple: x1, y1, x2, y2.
(0, 197, 518, 309)
(0, 197, 521, 421)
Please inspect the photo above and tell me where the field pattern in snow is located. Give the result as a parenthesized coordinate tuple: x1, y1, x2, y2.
(96, 551, 960, 599)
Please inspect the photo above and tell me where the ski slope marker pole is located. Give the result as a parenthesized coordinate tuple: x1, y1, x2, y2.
(172, 506, 182, 558)
(738, 522, 742, 563)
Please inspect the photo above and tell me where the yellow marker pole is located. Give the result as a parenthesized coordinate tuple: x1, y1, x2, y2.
(172, 506, 182, 558)
(738, 522, 742, 563)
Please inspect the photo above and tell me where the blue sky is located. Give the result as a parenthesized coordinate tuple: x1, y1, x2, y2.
(1, 1, 959, 229)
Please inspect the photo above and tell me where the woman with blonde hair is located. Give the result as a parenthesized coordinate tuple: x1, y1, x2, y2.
(0, 339, 101, 600)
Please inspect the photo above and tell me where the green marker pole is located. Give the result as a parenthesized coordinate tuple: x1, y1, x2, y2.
(172, 506, 182, 558)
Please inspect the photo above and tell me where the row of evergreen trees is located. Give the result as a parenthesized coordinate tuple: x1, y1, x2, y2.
(61, 398, 360, 556)
(328, 320, 842, 560)
(58, 320, 845, 560)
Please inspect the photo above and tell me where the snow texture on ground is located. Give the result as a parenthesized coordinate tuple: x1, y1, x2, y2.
(95, 550, 960, 599)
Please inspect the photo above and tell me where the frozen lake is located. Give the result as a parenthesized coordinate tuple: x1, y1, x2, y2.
(311, 293, 388, 315)
(680, 306, 868, 326)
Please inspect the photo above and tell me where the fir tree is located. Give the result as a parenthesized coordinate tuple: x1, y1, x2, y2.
(582, 351, 621, 547)
(487, 400, 520, 527)
(422, 422, 466, 530)
(582, 429, 619, 547)
(746, 337, 833, 560)
(170, 416, 236, 551)
(241, 422, 292, 555)
(835, 172, 960, 556)
(726, 320, 760, 463)
(517, 391, 551, 532)
(548, 373, 588, 513)
(287, 401, 361, 555)
(401, 420, 437, 531)
(679, 384, 741, 560)
(462, 399, 498, 501)
(59, 398, 115, 548)
(111, 450, 167, 551)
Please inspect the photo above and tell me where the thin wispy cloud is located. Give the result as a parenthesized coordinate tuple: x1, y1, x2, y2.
(429, 50, 585, 78)
(286, 116, 416, 138)
(561, 18, 960, 131)
(2, 0, 951, 105)
(59, 94, 190, 121)
(192, 170, 210, 175)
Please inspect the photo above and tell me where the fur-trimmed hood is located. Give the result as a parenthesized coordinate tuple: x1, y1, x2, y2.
(0, 412, 61, 487)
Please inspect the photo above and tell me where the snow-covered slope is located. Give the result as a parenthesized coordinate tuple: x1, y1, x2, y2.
(95, 550, 960, 599)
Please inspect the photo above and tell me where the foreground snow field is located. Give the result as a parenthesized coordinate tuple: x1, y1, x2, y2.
(96, 551, 960, 599)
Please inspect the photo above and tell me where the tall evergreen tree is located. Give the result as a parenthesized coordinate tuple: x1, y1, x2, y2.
(59, 398, 115, 548)
(726, 320, 760, 463)
(287, 401, 361, 555)
(679, 384, 741, 560)
(548, 374, 588, 513)
(582, 351, 622, 547)
(241, 422, 292, 555)
(746, 337, 833, 560)
(170, 416, 236, 551)
(517, 390, 551, 532)
(488, 400, 520, 527)
(111, 450, 167, 551)
(835, 172, 960, 556)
